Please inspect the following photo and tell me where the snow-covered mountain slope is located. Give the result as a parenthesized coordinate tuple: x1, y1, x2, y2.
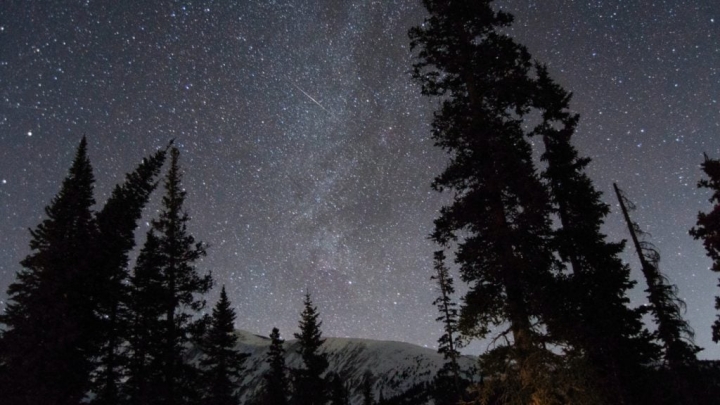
(204, 329, 478, 404)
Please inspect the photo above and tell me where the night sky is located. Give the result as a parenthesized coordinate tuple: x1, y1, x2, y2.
(1, 1, 719, 358)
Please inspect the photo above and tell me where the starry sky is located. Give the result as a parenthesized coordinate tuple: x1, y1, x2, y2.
(1, 0, 719, 358)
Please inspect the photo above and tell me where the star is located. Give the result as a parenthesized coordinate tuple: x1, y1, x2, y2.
(0, 0, 718, 359)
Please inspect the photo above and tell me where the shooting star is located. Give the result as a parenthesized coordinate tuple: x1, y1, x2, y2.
(286, 77, 335, 117)
(2, 102, 48, 112)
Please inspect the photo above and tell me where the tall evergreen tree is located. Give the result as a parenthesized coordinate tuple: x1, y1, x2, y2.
(409, 2, 563, 402)
(614, 183, 700, 367)
(430, 250, 461, 400)
(327, 372, 350, 405)
(200, 285, 248, 405)
(156, 146, 213, 405)
(690, 155, 720, 342)
(362, 371, 375, 405)
(532, 66, 657, 402)
(292, 293, 328, 405)
(124, 147, 213, 405)
(91, 146, 168, 405)
(0, 137, 99, 405)
(125, 231, 168, 405)
(259, 327, 290, 405)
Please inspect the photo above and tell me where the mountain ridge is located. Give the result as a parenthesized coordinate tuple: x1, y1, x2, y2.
(195, 329, 478, 404)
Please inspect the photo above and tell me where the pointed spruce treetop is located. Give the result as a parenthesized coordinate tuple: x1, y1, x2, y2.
(95, 145, 168, 276)
(294, 292, 327, 368)
(201, 285, 247, 405)
(154, 146, 212, 312)
(293, 292, 328, 405)
(32, 136, 96, 252)
(4, 135, 97, 326)
(204, 286, 243, 361)
(3, 135, 96, 316)
(261, 327, 289, 405)
(0, 136, 99, 405)
(211, 286, 237, 336)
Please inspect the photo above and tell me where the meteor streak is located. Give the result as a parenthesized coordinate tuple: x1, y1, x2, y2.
(2, 102, 47, 112)
(286, 77, 334, 116)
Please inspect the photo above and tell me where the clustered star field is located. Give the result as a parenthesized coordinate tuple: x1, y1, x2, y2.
(0, 1, 719, 358)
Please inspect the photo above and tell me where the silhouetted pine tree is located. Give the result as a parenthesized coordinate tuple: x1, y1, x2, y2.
(690, 155, 720, 342)
(91, 146, 168, 405)
(430, 250, 462, 402)
(362, 371, 375, 405)
(292, 293, 328, 405)
(533, 66, 658, 403)
(125, 147, 213, 405)
(157, 146, 213, 405)
(409, 2, 563, 402)
(258, 327, 290, 405)
(125, 231, 167, 405)
(614, 183, 700, 367)
(327, 372, 350, 405)
(0, 137, 99, 405)
(200, 285, 248, 405)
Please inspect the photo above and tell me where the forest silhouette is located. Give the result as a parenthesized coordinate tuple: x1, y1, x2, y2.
(2, 1, 720, 404)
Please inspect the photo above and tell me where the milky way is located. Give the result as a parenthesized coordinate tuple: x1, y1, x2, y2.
(1, 1, 719, 358)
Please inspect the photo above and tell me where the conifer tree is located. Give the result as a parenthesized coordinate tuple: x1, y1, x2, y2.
(0, 137, 99, 405)
(91, 146, 168, 405)
(690, 155, 720, 341)
(157, 146, 213, 405)
(292, 293, 328, 405)
(532, 66, 657, 402)
(200, 285, 248, 405)
(125, 147, 213, 405)
(260, 327, 290, 405)
(362, 371, 375, 405)
(430, 250, 461, 400)
(327, 372, 350, 405)
(614, 184, 700, 367)
(125, 231, 167, 405)
(409, 2, 562, 402)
